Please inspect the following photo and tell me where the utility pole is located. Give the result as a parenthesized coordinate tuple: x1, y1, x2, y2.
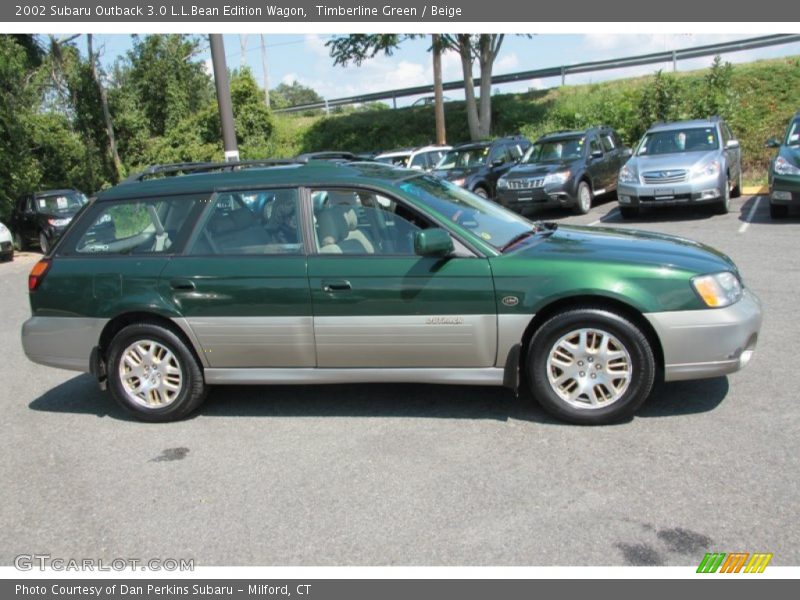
(260, 34, 271, 109)
(432, 34, 446, 145)
(209, 34, 239, 162)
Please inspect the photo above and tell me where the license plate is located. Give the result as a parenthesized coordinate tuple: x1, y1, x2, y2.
(654, 188, 674, 197)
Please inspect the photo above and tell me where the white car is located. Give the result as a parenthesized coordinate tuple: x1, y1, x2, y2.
(0, 221, 13, 262)
(374, 145, 452, 171)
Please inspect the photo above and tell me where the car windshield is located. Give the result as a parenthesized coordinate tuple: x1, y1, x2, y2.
(36, 192, 87, 214)
(375, 155, 410, 167)
(436, 147, 490, 169)
(637, 127, 719, 156)
(523, 137, 585, 163)
(398, 175, 536, 251)
(786, 120, 800, 146)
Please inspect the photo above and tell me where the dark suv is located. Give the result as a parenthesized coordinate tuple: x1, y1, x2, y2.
(11, 189, 88, 254)
(431, 135, 531, 199)
(496, 127, 629, 215)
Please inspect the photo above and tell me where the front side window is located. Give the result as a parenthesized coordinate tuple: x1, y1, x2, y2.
(73, 196, 203, 255)
(638, 127, 720, 156)
(313, 188, 434, 256)
(191, 189, 302, 255)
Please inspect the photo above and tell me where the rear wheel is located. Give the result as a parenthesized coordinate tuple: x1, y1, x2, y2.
(731, 169, 742, 198)
(770, 202, 789, 219)
(619, 206, 639, 219)
(12, 231, 25, 251)
(107, 323, 207, 422)
(574, 181, 592, 215)
(527, 308, 656, 424)
(38, 231, 50, 254)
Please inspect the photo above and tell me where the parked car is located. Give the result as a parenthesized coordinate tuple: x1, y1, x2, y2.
(0, 221, 13, 261)
(374, 145, 452, 171)
(412, 95, 452, 107)
(432, 135, 531, 198)
(21, 158, 761, 425)
(766, 110, 800, 219)
(616, 117, 742, 218)
(10, 189, 89, 254)
(496, 127, 630, 215)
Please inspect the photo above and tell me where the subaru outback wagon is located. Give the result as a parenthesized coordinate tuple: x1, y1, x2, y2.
(22, 158, 762, 424)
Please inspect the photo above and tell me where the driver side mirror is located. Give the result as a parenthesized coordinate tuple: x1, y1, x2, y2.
(765, 138, 781, 148)
(414, 228, 454, 257)
(491, 158, 505, 167)
(621, 147, 633, 158)
(725, 139, 740, 150)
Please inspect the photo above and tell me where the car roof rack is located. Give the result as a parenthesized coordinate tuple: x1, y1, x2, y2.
(124, 159, 302, 183)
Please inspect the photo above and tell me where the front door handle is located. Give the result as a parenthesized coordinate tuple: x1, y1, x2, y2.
(170, 278, 196, 291)
(322, 280, 352, 293)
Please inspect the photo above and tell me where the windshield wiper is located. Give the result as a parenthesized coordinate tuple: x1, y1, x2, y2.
(500, 222, 557, 252)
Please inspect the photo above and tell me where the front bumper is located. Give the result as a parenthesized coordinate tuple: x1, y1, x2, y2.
(769, 174, 800, 205)
(618, 173, 724, 208)
(496, 184, 576, 211)
(645, 289, 762, 382)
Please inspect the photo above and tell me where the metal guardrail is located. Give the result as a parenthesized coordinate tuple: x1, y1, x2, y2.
(274, 34, 800, 113)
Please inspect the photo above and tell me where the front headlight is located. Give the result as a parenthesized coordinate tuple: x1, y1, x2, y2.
(497, 177, 509, 189)
(543, 170, 571, 186)
(692, 272, 743, 308)
(48, 218, 72, 227)
(450, 177, 466, 187)
(691, 160, 721, 178)
(774, 156, 800, 176)
(619, 164, 638, 184)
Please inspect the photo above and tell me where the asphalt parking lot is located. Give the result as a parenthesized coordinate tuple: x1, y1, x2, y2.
(1, 193, 798, 567)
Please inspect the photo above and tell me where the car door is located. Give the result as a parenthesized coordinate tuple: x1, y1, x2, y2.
(159, 188, 316, 369)
(599, 132, 622, 191)
(307, 187, 497, 368)
(721, 123, 741, 180)
(22, 195, 39, 243)
(586, 135, 614, 193)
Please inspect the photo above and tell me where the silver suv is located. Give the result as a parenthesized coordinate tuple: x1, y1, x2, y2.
(616, 117, 742, 218)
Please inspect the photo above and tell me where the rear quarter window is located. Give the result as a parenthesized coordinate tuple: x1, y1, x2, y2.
(63, 195, 207, 256)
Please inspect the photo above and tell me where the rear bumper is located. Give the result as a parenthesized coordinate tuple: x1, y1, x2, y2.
(645, 289, 762, 382)
(21, 316, 107, 372)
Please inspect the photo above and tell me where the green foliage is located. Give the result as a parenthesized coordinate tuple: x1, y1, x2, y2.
(690, 55, 737, 121)
(638, 70, 684, 132)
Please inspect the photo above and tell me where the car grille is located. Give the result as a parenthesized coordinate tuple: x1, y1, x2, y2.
(507, 177, 545, 190)
(642, 170, 688, 184)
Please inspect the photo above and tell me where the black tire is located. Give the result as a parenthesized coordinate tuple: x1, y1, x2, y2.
(107, 322, 206, 422)
(619, 206, 639, 219)
(574, 181, 592, 215)
(713, 178, 731, 215)
(473, 186, 489, 199)
(770, 202, 789, 219)
(38, 230, 50, 254)
(12, 231, 25, 251)
(731, 169, 742, 198)
(527, 308, 656, 425)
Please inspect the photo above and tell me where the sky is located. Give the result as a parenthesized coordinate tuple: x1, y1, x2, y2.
(80, 33, 800, 108)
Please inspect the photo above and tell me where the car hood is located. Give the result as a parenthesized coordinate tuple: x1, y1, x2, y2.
(628, 150, 718, 173)
(511, 224, 736, 275)
(504, 161, 574, 178)
(778, 145, 800, 167)
(432, 166, 481, 180)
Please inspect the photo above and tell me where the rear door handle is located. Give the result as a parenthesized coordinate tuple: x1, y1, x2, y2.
(322, 280, 352, 292)
(170, 278, 196, 291)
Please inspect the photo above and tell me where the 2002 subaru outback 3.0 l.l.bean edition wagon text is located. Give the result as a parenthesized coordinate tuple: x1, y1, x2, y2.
(21, 158, 762, 424)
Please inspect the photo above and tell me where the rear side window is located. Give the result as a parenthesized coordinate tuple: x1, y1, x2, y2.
(70, 196, 205, 255)
(190, 189, 302, 255)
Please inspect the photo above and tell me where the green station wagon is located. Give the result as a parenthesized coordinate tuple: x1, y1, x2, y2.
(21, 159, 762, 424)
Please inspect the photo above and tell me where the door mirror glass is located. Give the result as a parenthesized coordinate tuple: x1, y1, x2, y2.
(726, 139, 740, 150)
(414, 228, 454, 257)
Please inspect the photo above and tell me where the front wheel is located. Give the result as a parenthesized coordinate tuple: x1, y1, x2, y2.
(713, 178, 731, 215)
(473, 186, 489, 199)
(574, 181, 592, 215)
(527, 308, 656, 424)
(38, 231, 50, 254)
(107, 323, 207, 422)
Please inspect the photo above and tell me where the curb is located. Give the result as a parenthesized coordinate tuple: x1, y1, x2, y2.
(742, 185, 768, 194)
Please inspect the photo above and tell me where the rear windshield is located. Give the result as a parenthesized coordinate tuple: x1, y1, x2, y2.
(35, 192, 87, 214)
(637, 127, 719, 156)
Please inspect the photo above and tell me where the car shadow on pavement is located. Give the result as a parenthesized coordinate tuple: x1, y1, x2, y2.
(29, 372, 729, 424)
(740, 195, 800, 224)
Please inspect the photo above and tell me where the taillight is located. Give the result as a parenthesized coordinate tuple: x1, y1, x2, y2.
(28, 259, 51, 291)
